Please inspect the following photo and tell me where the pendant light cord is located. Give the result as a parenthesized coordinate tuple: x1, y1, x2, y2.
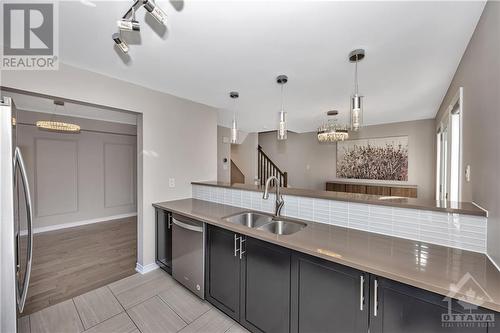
(354, 56, 359, 95)
(280, 84, 284, 113)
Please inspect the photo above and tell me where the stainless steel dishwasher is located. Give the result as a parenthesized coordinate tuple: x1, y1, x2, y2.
(171, 213, 205, 299)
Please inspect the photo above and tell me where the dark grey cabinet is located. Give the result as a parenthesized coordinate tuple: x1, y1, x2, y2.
(205, 225, 241, 321)
(290, 253, 369, 333)
(155, 208, 172, 274)
(240, 237, 291, 333)
(370, 276, 490, 333)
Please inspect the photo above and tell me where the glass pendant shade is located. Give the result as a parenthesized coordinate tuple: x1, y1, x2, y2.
(277, 111, 287, 140)
(230, 118, 238, 144)
(350, 94, 363, 131)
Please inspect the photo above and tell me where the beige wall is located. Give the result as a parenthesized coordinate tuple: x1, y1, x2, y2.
(436, 2, 500, 266)
(259, 119, 435, 199)
(217, 126, 231, 183)
(231, 132, 258, 185)
(16, 110, 137, 229)
(1, 63, 218, 269)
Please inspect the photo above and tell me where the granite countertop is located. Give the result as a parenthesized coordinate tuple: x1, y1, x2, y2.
(154, 198, 500, 312)
(326, 179, 418, 188)
(192, 181, 487, 217)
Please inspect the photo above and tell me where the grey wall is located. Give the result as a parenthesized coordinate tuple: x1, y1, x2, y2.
(231, 132, 258, 184)
(217, 126, 231, 183)
(17, 110, 137, 229)
(2, 63, 218, 269)
(259, 119, 435, 199)
(435, 2, 500, 266)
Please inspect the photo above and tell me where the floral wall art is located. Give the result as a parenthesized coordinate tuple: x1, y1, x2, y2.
(336, 136, 409, 181)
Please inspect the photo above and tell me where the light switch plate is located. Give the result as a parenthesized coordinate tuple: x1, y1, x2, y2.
(222, 136, 229, 144)
(169, 178, 175, 188)
(465, 165, 471, 182)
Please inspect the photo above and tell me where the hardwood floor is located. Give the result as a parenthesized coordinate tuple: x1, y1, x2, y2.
(22, 217, 137, 316)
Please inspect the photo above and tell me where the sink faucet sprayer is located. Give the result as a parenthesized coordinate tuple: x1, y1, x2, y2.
(263, 176, 284, 217)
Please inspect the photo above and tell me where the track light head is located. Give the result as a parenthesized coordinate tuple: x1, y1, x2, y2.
(117, 19, 140, 31)
(142, 0, 167, 24)
(112, 33, 129, 54)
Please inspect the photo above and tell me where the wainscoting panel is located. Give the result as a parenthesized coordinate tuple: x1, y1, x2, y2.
(35, 138, 78, 217)
(104, 143, 135, 208)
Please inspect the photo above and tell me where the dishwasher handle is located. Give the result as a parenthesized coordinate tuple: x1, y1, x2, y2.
(172, 217, 204, 233)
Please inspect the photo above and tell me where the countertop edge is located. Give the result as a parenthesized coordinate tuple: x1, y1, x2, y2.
(191, 181, 487, 217)
(153, 199, 500, 313)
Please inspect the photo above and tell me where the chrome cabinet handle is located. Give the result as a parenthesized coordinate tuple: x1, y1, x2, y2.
(14, 147, 33, 313)
(360, 275, 365, 311)
(234, 234, 240, 257)
(373, 278, 378, 317)
(167, 215, 172, 229)
(239, 236, 246, 260)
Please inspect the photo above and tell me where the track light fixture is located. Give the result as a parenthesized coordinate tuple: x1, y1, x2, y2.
(112, 32, 129, 54)
(143, 0, 167, 24)
(112, 0, 167, 53)
(117, 6, 140, 31)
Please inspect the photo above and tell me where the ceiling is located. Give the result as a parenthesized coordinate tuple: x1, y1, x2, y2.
(59, 0, 485, 133)
(3, 91, 138, 125)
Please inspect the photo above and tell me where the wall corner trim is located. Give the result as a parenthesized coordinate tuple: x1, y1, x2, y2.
(135, 262, 159, 275)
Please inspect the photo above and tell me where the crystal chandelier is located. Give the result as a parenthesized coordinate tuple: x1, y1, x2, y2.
(317, 110, 349, 142)
(36, 101, 80, 133)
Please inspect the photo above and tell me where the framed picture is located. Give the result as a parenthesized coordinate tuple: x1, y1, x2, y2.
(336, 136, 409, 181)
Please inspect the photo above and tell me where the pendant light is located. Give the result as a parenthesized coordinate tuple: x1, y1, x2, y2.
(317, 110, 349, 142)
(349, 49, 365, 131)
(276, 75, 288, 141)
(229, 91, 239, 144)
(36, 100, 81, 133)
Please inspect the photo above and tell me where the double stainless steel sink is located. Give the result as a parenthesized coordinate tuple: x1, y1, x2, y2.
(223, 211, 307, 235)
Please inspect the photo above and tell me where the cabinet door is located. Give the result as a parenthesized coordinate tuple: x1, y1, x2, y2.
(291, 253, 369, 333)
(370, 276, 489, 333)
(205, 225, 241, 321)
(240, 236, 291, 333)
(155, 208, 172, 273)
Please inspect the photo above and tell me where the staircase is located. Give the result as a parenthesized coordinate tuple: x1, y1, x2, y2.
(231, 160, 245, 184)
(257, 145, 288, 187)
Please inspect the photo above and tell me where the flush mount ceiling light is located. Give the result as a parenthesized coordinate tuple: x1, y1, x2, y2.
(349, 49, 365, 131)
(112, 0, 167, 54)
(317, 110, 349, 142)
(36, 101, 81, 134)
(276, 75, 288, 141)
(230, 91, 239, 144)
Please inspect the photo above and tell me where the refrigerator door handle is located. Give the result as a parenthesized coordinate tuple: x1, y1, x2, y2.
(14, 147, 33, 313)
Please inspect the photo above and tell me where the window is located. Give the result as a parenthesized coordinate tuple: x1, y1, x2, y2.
(436, 87, 462, 202)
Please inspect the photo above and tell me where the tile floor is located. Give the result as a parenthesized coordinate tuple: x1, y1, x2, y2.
(19, 269, 248, 333)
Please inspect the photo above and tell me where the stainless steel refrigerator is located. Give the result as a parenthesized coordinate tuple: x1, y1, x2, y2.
(0, 96, 34, 332)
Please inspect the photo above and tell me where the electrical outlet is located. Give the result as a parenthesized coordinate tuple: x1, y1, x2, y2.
(169, 178, 176, 188)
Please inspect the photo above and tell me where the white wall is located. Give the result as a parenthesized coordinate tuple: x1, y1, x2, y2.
(231, 132, 258, 185)
(1, 63, 218, 268)
(16, 110, 137, 230)
(217, 126, 231, 183)
(259, 119, 435, 199)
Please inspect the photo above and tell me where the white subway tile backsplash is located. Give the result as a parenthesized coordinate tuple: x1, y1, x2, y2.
(192, 185, 487, 253)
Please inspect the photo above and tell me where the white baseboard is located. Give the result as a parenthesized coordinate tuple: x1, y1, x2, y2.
(135, 262, 159, 274)
(20, 213, 137, 235)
